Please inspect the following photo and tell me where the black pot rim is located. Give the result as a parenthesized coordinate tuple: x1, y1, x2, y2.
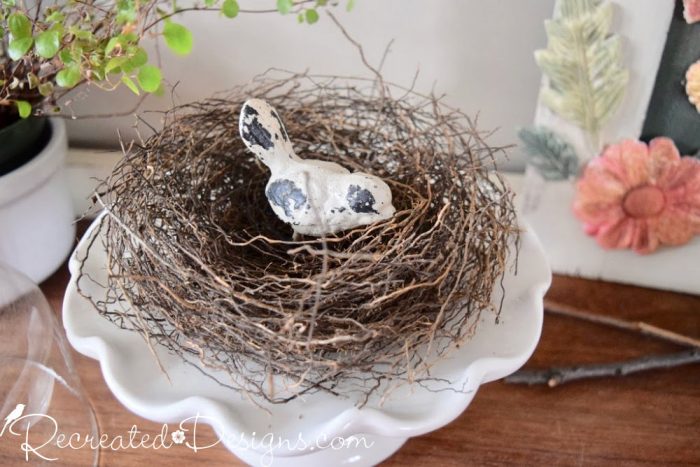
(0, 119, 67, 207)
(0, 117, 51, 176)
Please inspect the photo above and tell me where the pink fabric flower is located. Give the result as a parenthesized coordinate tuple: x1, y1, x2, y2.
(684, 0, 700, 23)
(573, 138, 700, 254)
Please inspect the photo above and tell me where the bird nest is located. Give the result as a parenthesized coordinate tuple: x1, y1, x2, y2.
(78, 71, 518, 405)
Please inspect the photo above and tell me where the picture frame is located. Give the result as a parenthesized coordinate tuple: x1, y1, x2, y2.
(520, 0, 700, 294)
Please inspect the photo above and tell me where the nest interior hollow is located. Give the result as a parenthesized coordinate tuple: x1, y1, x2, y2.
(81, 73, 519, 405)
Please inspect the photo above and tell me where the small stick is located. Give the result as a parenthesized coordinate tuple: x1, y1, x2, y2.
(545, 300, 700, 350)
(327, 11, 386, 98)
(505, 349, 700, 387)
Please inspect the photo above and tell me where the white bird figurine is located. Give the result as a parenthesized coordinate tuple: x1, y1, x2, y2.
(1, 403, 25, 436)
(239, 99, 396, 237)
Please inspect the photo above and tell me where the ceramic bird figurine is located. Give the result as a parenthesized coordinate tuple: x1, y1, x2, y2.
(239, 99, 395, 237)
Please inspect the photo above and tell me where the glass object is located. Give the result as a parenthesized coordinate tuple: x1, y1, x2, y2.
(0, 262, 99, 465)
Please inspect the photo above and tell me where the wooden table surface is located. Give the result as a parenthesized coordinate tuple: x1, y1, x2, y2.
(4, 237, 700, 465)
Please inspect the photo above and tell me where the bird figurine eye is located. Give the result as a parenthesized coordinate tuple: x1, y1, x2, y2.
(239, 98, 396, 237)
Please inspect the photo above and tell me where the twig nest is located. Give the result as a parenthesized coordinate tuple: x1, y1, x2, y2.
(82, 72, 518, 404)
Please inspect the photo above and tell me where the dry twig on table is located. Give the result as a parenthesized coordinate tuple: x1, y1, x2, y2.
(506, 301, 700, 387)
(545, 300, 700, 350)
(505, 350, 700, 387)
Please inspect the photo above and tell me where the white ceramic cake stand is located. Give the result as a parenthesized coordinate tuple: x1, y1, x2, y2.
(63, 214, 550, 466)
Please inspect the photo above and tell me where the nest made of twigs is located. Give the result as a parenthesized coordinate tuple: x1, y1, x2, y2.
(78, 71, 518, 405)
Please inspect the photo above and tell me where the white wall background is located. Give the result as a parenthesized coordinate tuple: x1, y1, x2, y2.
(65, 0, 554, 171)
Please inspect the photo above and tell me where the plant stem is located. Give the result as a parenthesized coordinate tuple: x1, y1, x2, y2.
(143, 1, 316, 32)
(586, 128, 602, 159)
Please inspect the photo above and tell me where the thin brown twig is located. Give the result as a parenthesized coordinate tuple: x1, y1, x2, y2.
(142, 1, 317, 32)
(505, 300, 700, 387)
(544, 299, 700, 350)
(58, 92, 150, 120)
(505, 350, 700, 387)
(327, 11, 386, 98)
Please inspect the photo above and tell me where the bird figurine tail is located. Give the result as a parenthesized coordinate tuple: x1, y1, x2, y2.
(239, 99, 296, 169)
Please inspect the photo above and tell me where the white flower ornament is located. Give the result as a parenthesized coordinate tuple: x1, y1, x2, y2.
(171, 429, 186, 445)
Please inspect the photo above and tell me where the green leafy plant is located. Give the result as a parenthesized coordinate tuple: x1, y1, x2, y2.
(0, 0, 351, 129)
(518, 126, 579, 181)
(535, 0, 628, 151)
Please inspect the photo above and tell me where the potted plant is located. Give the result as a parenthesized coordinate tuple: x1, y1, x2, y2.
(0, 0, 344, 283)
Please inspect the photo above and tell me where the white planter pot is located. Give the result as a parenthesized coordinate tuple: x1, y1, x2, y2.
(0, 119, 75, 283)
